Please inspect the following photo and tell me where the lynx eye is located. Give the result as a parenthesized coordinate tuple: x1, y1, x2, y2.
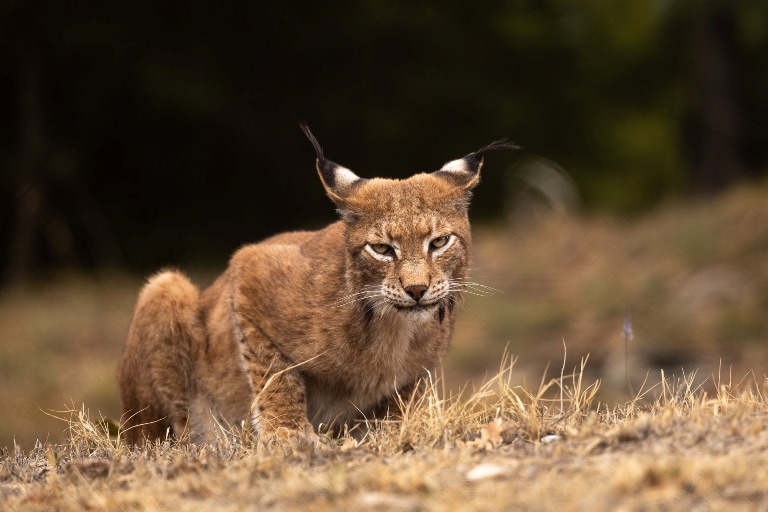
(430, 236, 450, 250)
(370, 243, 394, 256)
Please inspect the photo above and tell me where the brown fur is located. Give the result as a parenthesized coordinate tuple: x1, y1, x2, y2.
(117, 128, 515, 444)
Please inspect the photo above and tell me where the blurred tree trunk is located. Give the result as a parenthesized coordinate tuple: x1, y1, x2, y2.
(686, 3, 745, 193)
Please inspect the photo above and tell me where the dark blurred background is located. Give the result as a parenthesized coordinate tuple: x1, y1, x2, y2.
(2, 1, 768, 448)
(2, 0, 767, 280)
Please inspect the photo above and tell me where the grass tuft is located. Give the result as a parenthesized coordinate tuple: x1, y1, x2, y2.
(4, 352, 768, 510)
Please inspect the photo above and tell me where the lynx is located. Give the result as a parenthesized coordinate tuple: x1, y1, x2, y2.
(117, 125, 516, 444)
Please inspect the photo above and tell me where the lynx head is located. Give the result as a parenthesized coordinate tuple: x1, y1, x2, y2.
(301, 124, 517, 319)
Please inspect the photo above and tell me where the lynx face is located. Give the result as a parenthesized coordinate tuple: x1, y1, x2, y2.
(298, 125, 516, 324)
(343, 177, 474, 319)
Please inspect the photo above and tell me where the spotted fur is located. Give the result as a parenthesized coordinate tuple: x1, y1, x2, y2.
(117, 126, 516, 444)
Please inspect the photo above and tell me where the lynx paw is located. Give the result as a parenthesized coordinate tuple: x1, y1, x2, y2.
(260, 424, 326, 452)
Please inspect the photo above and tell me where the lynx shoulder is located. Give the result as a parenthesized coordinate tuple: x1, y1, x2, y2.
(117, 126, 516, 444)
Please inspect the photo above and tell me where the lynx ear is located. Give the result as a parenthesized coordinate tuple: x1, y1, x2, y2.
(300, 123, 366, 204)
(434, 139, 519, 191)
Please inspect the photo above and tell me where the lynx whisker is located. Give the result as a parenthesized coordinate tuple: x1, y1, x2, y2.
(332, 291, 381, 303)
(442, 294, 465, 311)
(333, 289, 378, 299)
(447, 283, 493, 294)
(379, 302, 395, 318)
(363, 298, 392, 318)
(451, 278, 503, 293)
(463, 282, 501, 291)
(447, 279, 502, 297)
(454, 283, 497, 292)
(329, 287, 382, 305)
(331, 287, 384, 304)
(333, 293, 384, 309)
(450, 289, 493, 298)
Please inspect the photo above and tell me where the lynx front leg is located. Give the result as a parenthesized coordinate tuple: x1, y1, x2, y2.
(229, 252, 318, 445)
(238, 333, 316, 443)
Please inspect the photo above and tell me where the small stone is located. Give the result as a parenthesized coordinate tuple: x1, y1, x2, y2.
(466, 463, 508, 481)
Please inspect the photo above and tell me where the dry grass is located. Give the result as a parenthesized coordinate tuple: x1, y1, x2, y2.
(2, 180, 768, 509)
(3, 355, 768, 511)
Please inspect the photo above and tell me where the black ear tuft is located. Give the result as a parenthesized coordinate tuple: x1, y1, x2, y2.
(300, 121, 325, 162)
(474, 139, 521, 155)
(300, 122, 365, 204)
(300, 122, 337, 187)
(463, 139, 521, 174)
(434, 138, 519, 190)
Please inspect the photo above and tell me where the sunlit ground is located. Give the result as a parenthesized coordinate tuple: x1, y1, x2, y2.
(1, 179, 767, 449)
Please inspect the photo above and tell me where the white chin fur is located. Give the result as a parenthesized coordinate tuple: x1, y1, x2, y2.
(395, 302, 438, 314)
(402, 306, 438, 321)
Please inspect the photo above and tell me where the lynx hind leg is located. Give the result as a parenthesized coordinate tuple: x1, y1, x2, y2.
(118, 270, 202, 444)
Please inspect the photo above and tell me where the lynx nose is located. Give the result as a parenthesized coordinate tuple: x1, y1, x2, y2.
(404, 284, 428, 302)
